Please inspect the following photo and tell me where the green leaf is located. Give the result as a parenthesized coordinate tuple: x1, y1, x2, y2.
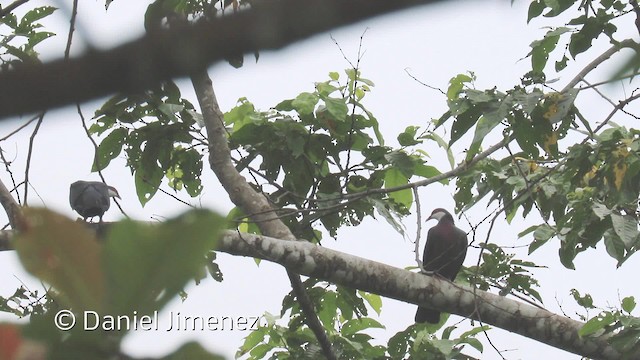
(413, 164, 443, 181)
(104, 209, 223, 315)
(15, 208, 106, 312)
(447, 74, 473, 101)
(424, 132, 455, 169)
(292, 92, 319, 115)
(569, 18, 602, 58)
(610, 213, 638, 249)
(92, 128, 128, 172)
(398, 126, 421, 146)
(529, 224, 555, 254)
(384, 167, 412, 208)
(468, 113, 502, 158)
(592, 203, 612, 219)
(622, 296, 636, 313)
(358, 291, 382, 315)
(341, 318, 385, 336)
(328, 71, 339, 81)
(22, 6, 57, 25)
(450, 103, 482, 146)
(324, 97, 348, 122)
(579, 313, 615, 337)
(237, 327, 268, 357)
(527, 0, 545, 22)
(570, 289, 595, 309)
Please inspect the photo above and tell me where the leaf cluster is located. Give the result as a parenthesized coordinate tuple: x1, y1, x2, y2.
(225, 70, 442, 239)
(0, 6, 56, 69)
(92, 81, 205, 206)
(5, 208, 224, 360)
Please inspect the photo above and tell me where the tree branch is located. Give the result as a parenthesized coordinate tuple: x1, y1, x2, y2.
(0, 226, 630, 359)
(0, 0, 447, 119)
(216, 231, 626, 360)
(0, 178, 22, 230)
(190, 70, 337, 359)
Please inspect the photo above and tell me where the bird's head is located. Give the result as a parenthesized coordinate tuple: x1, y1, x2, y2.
(427, 208, 452, 222)
(107, 186, 121, 199)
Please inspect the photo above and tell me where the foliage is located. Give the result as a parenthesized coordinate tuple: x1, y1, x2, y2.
(2, 0, 640, 358)
(224, 69, 442, 239)
(0, 6, 56, 70)
(92, 81, 205, 206)
(571, 290, 640, 356)
(7, 208, 225, 359)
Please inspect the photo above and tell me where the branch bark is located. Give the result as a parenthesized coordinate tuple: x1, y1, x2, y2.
(217, 231, 625, 360)
(0, 0, 446, 119)
(0, 177, 23, 230)
(0, 226, 629, 359)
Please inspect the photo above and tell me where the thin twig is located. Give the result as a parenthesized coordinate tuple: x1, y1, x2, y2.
(0, 0, 30, 19)
(22, 113, 44, 205)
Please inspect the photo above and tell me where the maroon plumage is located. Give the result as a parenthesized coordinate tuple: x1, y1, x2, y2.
(415, 208, 468, 324)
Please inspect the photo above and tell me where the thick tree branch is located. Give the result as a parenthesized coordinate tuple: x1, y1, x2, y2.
(0, 226, 630, 359)
(190, 70, 337, 359)
(0, 0, 446, 119)
(0, 178, 21, 230)
(216, 231, 626, 360)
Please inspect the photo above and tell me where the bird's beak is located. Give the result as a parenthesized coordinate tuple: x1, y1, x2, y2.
(108, 188, 121, 199)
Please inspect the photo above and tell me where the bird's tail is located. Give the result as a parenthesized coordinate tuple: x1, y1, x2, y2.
(415, 307, 440, 324)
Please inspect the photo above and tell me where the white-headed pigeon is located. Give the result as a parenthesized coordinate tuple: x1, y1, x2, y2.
(415, 208, 468, 324)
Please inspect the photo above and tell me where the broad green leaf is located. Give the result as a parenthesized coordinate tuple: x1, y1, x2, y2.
(324, 97, 348, 122)
(450, 104, 482, 146)
(292, 92, 318, 115)
(604, 229, 626, 263)
(22, 6, 56, 25)
(527, 0, 545, 22)
(398, 126, 420, 146)
(358, 291, 382, 315)
(592, 203, 611, 219)
(341, 318, 385, 336)
(15, 208, 105, 312)
(92, 127, 128, 172)
(610, 213, 638, 249)
(622, 296, 636, 313)
(424, 132, 455, 169)
(579, 313, 615, 337)
(237, 327, 268, 357)
(384, 167, 412, 208)
(104, 209, 223, 315)
(446, 74, 473, 101)
(413, 164, 443, 181)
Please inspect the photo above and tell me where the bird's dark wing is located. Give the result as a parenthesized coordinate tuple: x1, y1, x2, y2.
(422, 226, 466, 280)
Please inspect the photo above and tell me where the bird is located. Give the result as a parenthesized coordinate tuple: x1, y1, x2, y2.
(415, 208, 468, 324)
(69, 180, 121, 222)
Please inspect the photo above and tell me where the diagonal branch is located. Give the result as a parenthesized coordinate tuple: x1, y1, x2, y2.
(0, 0, 447, 119)
(0, 225, 631, 359)
(216, 231, 627, 360)
(190, 70, 337, 359)
(0, 178, 22, 230)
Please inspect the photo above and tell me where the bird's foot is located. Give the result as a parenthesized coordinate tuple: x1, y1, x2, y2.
(420, 270, 436, 276)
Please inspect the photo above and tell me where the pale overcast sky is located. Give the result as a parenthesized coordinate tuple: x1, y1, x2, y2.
(0, 1, 638, 359)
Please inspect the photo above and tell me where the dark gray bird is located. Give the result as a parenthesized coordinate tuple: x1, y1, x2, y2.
(69, 180, 120, 222)
(415, 208, 468, 324)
